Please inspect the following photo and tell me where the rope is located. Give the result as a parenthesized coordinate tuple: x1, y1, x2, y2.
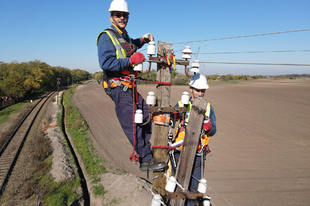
(152, 145, 177, 150)
(129, 80, 139, 162)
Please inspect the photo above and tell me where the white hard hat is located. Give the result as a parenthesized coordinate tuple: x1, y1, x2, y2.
(109, 0, 130, 14)
(189, 73, 209, 89)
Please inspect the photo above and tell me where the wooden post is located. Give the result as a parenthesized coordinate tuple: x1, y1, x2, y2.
(170, 97, 208, 206)
(153, 41, 173, 196)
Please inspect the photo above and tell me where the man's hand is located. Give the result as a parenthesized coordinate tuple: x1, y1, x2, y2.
(203, 120, 212, 132)
(129, 52, 146, 66)
(142, 33, 154, 43)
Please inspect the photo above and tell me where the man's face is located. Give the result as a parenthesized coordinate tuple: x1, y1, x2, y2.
(110, 12, 129, 30)
(190, 87, 206, 98)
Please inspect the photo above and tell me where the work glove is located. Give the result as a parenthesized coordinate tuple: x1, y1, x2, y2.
(203, 120, 212, 132)
(129, 52, 146, 66)
(141, 33, 154, 43)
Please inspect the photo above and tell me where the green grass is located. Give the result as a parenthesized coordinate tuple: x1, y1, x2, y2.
(42, 172, 81, 206)
(208, 80, 239, 85)
(62, 86, 107, 175)
(0, 101, 29, 123)
(91, 176, 101, 184)
(27, 156, 82, 206)
(106, 198, 119, 206)
(93, 185, 107, 196)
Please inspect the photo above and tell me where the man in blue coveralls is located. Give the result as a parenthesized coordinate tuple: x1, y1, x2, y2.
(97, 0, 167, 172)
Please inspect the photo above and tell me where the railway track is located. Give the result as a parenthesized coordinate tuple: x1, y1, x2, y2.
(0, 91, 55, 195)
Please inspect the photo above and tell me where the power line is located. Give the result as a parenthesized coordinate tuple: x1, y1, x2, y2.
(172, 28, 310, 45)
(199, 61, 310, 66)
(196, 49, 310, 55)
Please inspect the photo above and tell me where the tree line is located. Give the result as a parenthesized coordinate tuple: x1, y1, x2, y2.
(0, 60, 91, 98)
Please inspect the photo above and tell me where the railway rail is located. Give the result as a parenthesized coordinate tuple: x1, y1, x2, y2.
(0, 91, 55, 195)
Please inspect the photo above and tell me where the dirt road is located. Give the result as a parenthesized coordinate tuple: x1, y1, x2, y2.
(72, 78, 310, 206)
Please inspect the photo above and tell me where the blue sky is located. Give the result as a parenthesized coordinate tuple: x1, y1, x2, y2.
(0, 0, 309, 75)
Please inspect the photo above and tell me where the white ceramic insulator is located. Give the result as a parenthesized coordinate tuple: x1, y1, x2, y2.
(146, 91, 156, 105)
(134, 109, 143, 124)
(133, 62, 143, 71)
(147, 41, 156, 55)
(182, 46, 192, 54)
(182, 54, 191, 59)
(181, 91, 190, 105)
(165, 176, 177, 193)
(203, 195, 211, 206)
(198, 179, 207, 194)
(151, 194, 161, 206)
(190, 68, 200, 73)
(192, 60, 200, 67)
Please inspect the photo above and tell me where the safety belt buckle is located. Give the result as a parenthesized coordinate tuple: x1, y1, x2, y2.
(122, 85, 128, 92)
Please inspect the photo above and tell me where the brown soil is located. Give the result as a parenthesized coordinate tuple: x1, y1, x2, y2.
(1, 78, 309, 206)
(72, 78, 310, 206)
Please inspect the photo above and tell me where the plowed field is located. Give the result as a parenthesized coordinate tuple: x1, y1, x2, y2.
(72, 78, 310, 206)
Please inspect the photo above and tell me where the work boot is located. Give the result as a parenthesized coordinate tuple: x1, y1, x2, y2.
(139, 158, 168, 172)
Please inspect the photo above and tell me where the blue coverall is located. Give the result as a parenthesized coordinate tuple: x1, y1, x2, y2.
(97, 25, 153, 164)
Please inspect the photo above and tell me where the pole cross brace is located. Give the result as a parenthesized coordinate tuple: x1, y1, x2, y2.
(148, 56, 189, 66)
(167, 191, 204, 200)
(148, 106, 187, 113)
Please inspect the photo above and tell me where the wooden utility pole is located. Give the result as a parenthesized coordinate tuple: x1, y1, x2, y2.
(153, 41, 173, 196)
(170, 97, 208, 206)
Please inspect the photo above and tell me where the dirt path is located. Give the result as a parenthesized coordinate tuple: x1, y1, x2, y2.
(72, 79, 310, 206)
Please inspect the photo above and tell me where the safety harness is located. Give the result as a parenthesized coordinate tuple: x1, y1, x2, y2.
(175, 101, 211, 154)
(97, 28, 138, 99)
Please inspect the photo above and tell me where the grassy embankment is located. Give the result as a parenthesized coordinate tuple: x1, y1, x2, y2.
(62, 85, 109, 197)
(0, 98, 80, 206)
(208, 80, 239, 85)
(0, 102, 28, 123)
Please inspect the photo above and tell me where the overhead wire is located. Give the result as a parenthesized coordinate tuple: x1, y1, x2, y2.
(139, 29, 310, 68)
(198, 61, 310, 66)
(194, 49, 310, 55)
(171, 28, 310, 45)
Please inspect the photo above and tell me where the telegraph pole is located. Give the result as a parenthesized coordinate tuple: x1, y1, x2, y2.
(57, 78, 61, 104)
(67, 77, 69, 86)
(153, 41, 173, 196)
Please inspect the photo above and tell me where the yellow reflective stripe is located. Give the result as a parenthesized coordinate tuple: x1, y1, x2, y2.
(177, 101, 210, 127)
(116, 50, 119, 59)
(97, 30, 127, 60)
(113, 37, 126, 57)
(96, 31, 117, 46)
(121, 48, 126, 57)
(105, 31, 116, 45)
